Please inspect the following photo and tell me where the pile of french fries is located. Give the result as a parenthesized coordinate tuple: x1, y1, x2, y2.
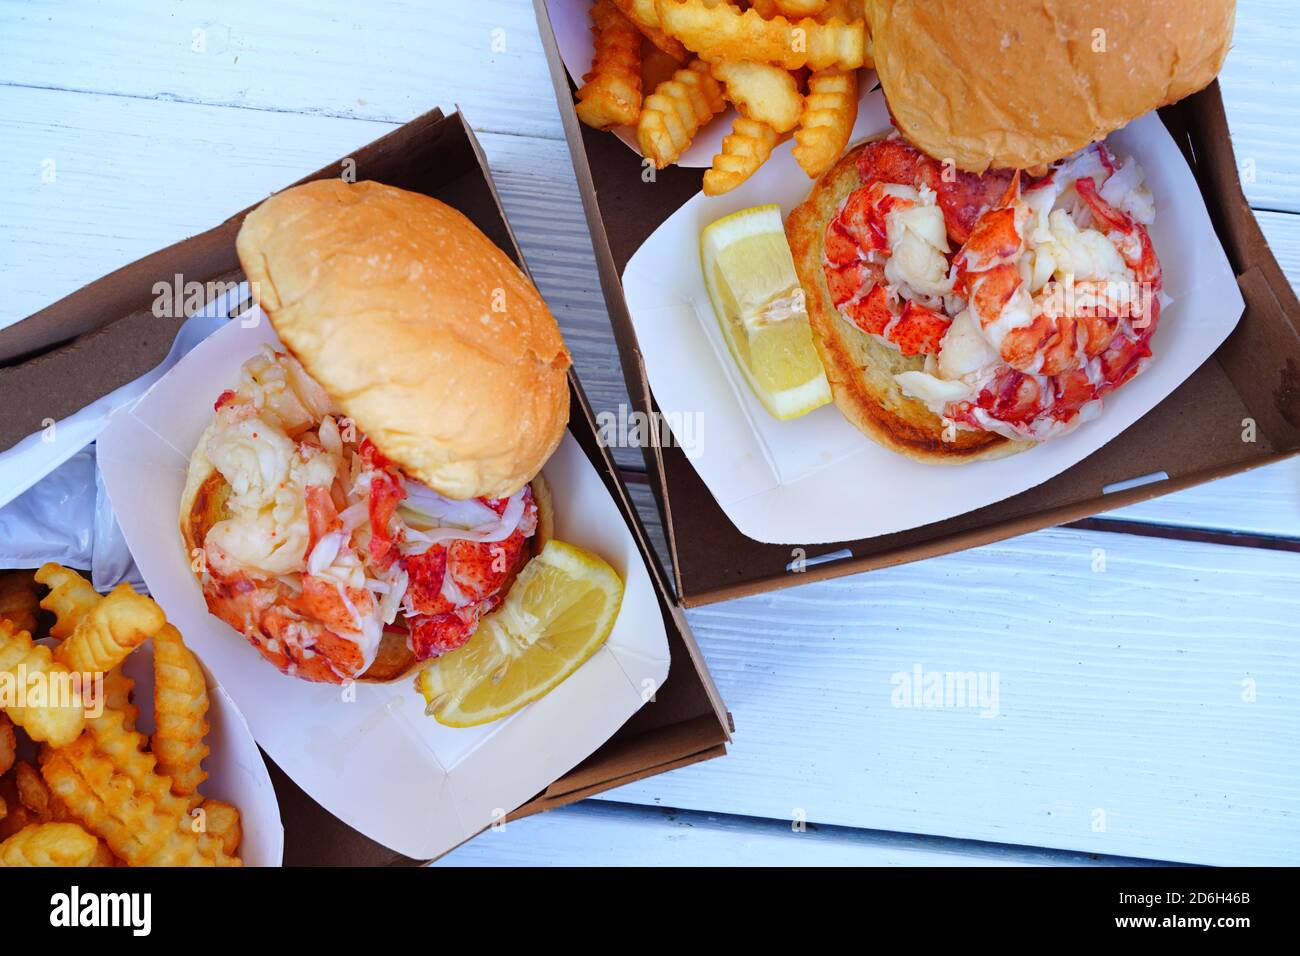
(574, 0, 869, 195)
(0, 566, 242, 867)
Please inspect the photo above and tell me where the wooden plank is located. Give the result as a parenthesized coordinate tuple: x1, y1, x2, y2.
(0, 86, 387, 324)
(0, 0, 565, 139)
(594, 519, 1300, 866)
(437, 800, 1165, 866)
(1219, 0, 1300, 212)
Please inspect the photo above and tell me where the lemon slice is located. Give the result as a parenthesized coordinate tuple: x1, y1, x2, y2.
(415, 540, 625, 728)
(700, 204, 831, 420)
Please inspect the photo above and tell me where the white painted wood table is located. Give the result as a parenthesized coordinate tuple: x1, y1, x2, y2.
(2, 0, 1297, 866)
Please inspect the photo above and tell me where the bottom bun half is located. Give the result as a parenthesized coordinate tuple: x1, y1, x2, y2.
(785, 138, 1031, 465)
(180, 432, 554, 684)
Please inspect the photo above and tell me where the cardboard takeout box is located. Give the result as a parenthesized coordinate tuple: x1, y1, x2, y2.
(0, 108, 730, 864)
(534, 0, 1300, 607)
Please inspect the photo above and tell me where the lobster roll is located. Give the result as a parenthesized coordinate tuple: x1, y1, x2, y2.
(786, 134, 1163, 464)
(180, 180, 570, 684)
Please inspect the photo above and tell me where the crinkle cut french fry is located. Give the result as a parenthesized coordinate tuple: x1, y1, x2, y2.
(637, 58, 726, 168)
(102, 666, 137, 732)
(152, 624, 210, 801)
(0, 822, 100, 867)
(772, 0, 828, 16)
(84, 708, 232, 863)
(656, 0, 867, 71)
(54, 583, 164, 676)
(13, 761, 117, 862)
(41, 738, 203, 867)
(710, 59, 802, 133)
(199, 799, 242, 856)
(35, 565, 236, 866)
(704, 115, 779, 195)
(35, 567, 140, 731)
(35, 563, 99, 639)
(576, 0, 644, 130)
(42, 723, 239, 867)
(793, 67, 858, 178)
(819, 0, 863, 21)
(0, 622, 86, 748)
(612, 0, 687, 61)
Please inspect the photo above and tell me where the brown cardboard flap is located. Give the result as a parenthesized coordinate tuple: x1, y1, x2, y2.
(1221, 267, 1300, 444)
(539, 713, 727, 800)
(264, 753, 422, 867)
(515, 745, 728, 817)
(0, 231, 245, 366)
(534, 0, 1300, 604)
(1163, 83, 1300, 450)
(0, 267, 245, 453)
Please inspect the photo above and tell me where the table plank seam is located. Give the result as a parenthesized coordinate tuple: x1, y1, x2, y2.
(1245, 205, 1300, 219)
(0, 78, 568, 141)
(543, 799, 1181, 866)
(1067, 516, 1300, 551)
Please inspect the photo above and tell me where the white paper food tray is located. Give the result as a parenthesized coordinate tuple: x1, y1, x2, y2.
(621, 92, 1246, 544)
(97, 315, 670, 859)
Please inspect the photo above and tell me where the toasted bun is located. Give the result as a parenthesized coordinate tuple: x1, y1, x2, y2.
(868, 0, 1236, 171)
(785, 138, 1031, 464)
(236, 179, 571, 500)
(178, 443, 554, 685)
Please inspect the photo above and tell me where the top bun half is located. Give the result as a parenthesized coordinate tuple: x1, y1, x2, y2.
(236, 179, 571, 499)
(868, 0, 1236, 172)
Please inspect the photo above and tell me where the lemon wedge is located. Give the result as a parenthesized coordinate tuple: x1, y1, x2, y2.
(415, 540, 625, 728)
(700, 204, 831, 420)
